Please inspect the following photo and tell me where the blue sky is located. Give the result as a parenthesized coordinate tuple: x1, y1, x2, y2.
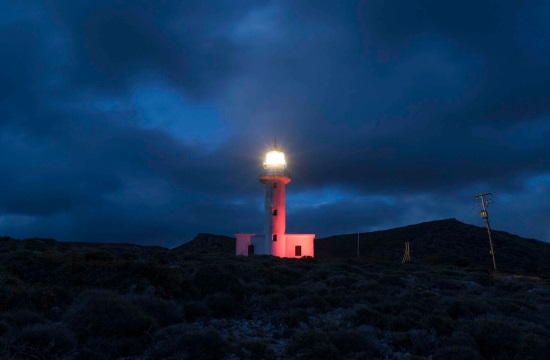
(0, 1, 549, 247)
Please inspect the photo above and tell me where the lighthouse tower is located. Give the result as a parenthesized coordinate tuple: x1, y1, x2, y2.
(235, 144, 314, 258)
(260, 144, 291, 257)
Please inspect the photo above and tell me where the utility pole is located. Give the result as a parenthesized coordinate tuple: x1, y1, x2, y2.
(356, 232, 360, 258)
(402, 241, 411, 263)
(474, 192, 497, 271)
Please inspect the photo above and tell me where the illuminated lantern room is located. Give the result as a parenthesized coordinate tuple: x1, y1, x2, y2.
(262, 146, 288, 177)
(264, 148, 286, 168)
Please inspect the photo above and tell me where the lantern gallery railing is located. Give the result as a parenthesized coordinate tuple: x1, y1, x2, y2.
(260, 168, 290, 178)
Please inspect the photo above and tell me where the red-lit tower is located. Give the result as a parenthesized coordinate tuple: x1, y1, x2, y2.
(260, 144, 291, 257)
(235, 144, 314, 258)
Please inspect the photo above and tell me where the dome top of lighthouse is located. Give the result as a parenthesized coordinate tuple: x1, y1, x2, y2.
(263, 145, 286, 169)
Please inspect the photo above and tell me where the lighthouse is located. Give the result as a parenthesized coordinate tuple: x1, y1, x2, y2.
(236, 144, 315, 258)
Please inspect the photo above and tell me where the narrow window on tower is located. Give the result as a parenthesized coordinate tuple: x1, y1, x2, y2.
(272, 209, 278, 216)
(272, 234, 277, 242)
(273, 183, 277, 189)
(295, 246, 302, 256)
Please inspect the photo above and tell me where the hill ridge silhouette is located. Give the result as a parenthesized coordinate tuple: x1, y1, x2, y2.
(2, 218, 549, 276)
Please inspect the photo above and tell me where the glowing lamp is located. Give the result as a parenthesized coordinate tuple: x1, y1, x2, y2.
(264, 150, 286, 168)
(480, 210, 488, 219)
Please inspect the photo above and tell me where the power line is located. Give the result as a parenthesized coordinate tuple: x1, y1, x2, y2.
(474, 192, 497, 271)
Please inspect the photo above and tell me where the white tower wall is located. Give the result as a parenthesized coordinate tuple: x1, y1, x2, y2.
(263, 178, 287, 256)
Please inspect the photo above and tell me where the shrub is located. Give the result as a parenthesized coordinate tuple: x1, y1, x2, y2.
(433, 345, 482, 360)
(286, 329, 342, 360)
(143, 324, 226, 359)
(8, 322, 77, 360)
(419, 311, 454, 335)
(264, 291, 288, 310)
(327, 329, 374, 355)
(79, 336, 144, 360)
(205, 292, 237, 318)
(228, 338, 274, 360)
(466, 316, 519, 359)
(352, 305, 380, 326)
(283, 308, 309, 328)
(518, 333, 550, 359)
(152, 251, 179, 264)
(82, 248, 114, 262)
(434, 330, 502, 358)
(1, 309, 45, 328)
(64, 289, 157, 340)
(292, 293, 329, 312)
(194, 264, 245, 300)
(184, 300, 210, 321)
(455, 259, 470, 267)
(128, 294, 184, 327)
(242, 340, 272, 360)
(470, 272, 495, 287)
(27, 285, 70, 312)
(378, 274, 405, 286)
(261, 265, 303, 286)
(407, 329, 438, 355)
(0, 319, 9, 337)
(446, 297, 493, 320)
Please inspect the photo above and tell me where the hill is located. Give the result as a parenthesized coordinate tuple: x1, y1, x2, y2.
(1, 220, 550, 359)
(0, 235, 549, 359)
(173, 233, 235, 254)
(0, 236, 550, 360)
(173, 219, 550, 277)
(315, 218, 550, 276)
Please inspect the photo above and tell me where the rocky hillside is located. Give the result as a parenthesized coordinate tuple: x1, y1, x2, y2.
(173, 233, 235, 254)
(172, 219, 550, 277)
(0, 236, 549, 359)
(315, 218, 550, 276)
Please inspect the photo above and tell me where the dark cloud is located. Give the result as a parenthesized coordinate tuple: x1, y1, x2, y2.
(43, 0, 256, 97)
(0, 0, 548, 245)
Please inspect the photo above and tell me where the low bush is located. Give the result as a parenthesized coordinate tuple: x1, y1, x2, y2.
(286, 329, 342, 360)
(183, 300, 210, 321)
(446, 296, 493, 320)
(292, 293, 329, 312)
(419, 311, 455, 335)
(264, 291, 288, 310)
(327, 329, 375, 355)
(1, 309, 46, 328)
(64, 289, 157, 341)
(0, 319, 9, 336)
(518, 333, 550, 359)
(241, 339, 272, 360)
(81, 248, 114, 262)
(143, 324, 226, 359)
(378, 274, 405, 286)
(194, 264, 245, 300)
(433, 345, 482, 360)
(7, 322, 77, 360)
(205, 292, 237, 318)
(128, 294, 184, 327)
(283, 308, 309, 328)
(465, 316, 519, 359)
(79, 336, 144, 360)
(352, 305, 380, 326)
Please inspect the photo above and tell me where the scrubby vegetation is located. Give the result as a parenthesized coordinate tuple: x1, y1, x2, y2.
(0, 235, 549, 359)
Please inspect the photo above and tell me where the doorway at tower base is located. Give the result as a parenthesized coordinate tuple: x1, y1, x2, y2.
(235, 233, 315, 258)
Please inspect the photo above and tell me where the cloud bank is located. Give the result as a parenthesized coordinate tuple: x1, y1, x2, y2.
(0, 0, 548, 246)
